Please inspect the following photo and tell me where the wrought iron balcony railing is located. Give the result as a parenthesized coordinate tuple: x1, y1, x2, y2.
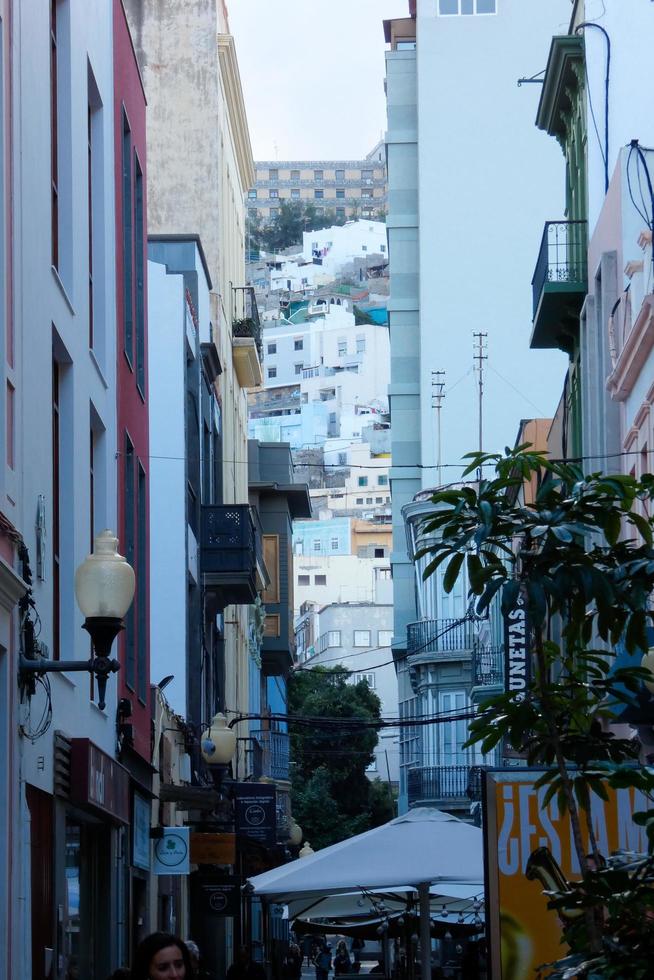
(232, 285, 262, 359)
(407, 764, 475, 807)
(406, 618, 474, 657)
(200, 504, 259, 605)
(253, 731, 290, 782)
(532, 220, 587, 317)
(472, 645, 504, 688)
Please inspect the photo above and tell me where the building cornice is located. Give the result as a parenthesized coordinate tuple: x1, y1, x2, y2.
(217, 34, 255, 191)
(536, 35, 584, 140)
(606, 295, 654, 401)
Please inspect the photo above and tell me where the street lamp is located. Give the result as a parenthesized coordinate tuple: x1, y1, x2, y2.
(288, 820, 303, 848)
(19, 530, 135, 711)
(202, 712, 237, 765)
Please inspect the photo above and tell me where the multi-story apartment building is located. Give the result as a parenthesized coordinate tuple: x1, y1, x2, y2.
(248, 141, 386, 224)
(295, 600, 399, 785)
(383, 0, 572, 814)
(7, 2, 143, 976)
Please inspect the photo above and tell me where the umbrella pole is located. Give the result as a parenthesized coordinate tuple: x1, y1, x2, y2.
(418, 883, 431, 980)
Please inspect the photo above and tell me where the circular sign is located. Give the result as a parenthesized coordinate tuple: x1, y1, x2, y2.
(155, 832, 189, 868)
(245, 804, 266, 826)
(209, 891, 228, 912)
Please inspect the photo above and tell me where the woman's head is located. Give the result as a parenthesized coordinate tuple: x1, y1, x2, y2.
(336, 942, 347, 955)
(131, 934, 193, 980)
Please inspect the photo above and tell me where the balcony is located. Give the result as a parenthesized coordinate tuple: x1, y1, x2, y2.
(407, 765, 476, 809)
(406, 618, 475, 658)
(200, 504, 260, 606)
(531, 220, 587, 351)
(232, 285, 263, 388)
(472, 645, 504, 692)
(253, 731, 290, 782)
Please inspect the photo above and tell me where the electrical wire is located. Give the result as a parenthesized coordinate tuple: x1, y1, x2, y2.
(575, 21, 610, 193)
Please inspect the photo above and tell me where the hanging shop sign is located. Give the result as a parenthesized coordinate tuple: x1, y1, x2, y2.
(503, 587, 530, 695)
(198, 876, 241, 917)
(190, 832, 236, 866)
(153, 827, 190, 876)
(70, 738, 129, 824)
(483, 769, 653, 979)
(133, 794, 151, 870)
(234, 782, 277, 846)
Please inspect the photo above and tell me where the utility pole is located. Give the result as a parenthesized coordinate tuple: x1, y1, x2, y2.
(473, 332, 488, 479)
(431, 370, 446, 487)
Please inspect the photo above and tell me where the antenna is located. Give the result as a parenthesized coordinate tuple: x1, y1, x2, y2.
(473, 333, 488, 478)
(431, 371, 446, 487)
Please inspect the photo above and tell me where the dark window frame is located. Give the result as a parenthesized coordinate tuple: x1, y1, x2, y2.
(122, 108, 133, 368)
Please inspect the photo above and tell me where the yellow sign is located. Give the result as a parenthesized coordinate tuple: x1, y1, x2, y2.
(485, 770, 651, 979)
(190, 832, 236, 866)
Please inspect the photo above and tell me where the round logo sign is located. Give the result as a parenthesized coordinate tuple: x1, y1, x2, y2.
(209, 891, 228, 912)
(245, 804, 266, 826)
(155, 832, 189, 868)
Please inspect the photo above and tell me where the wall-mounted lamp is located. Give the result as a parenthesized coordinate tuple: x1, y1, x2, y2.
(19, 530, 135, 711)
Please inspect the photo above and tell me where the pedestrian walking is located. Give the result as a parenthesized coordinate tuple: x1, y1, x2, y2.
(130, 933, 194, 980)
(350, 939, 365, 975)
(185, 941, 216, 980)
(313, 942, 332, 980)
(333, 941, 351, 977)
(226, 946, 267, 980)
(281, 943, 303, 980)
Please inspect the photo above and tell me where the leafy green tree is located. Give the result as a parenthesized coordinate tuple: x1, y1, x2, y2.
(288, 665, 394, 849)
(247, 202, 348, 255)
(419, 447, 654, 978)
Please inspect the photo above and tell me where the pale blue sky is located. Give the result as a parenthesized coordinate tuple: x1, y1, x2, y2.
(229, 0, 409, 161)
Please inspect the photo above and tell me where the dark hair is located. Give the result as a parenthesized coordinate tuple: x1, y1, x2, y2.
(130, 934, 194, 980)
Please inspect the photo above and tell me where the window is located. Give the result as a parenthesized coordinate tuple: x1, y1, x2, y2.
(354, 630, 371, 648)
(338, 339, 347, 356)
(248, 189, 257, 199)
(361, 245, 368, 252)
(378, 631, 393, 647)
(291, 169, 300, 181)
(314, 169, 324, 182)
(338, 452, 347, 465)
(366, 497, 373, 504)
(291, 188, 300, 199)
(331, 537, 339, 550)
(356, 336, 366, 353)
(314, 189, 324, 199)
(294, 338, 303, 350)
(356, 498, 364, 505)
(336, 189, 345, 199)
(294, 363, 303, 375)
(362, 190, 373, 199)
(267, 366, 277, 379)
(6, 384, 14, 470)
(380, 244, 386, 253)
(313, 540, 321, 552)
(374, 547, 385, 558)
(336, 208, 346, 220)
(124, 434, 135, 689)
(326, 630, 340, 647)
(438, 0, 496, 13)
(267, 343, 277, 355)
(137, 462, 147, 702)
(262, 535, 280, 604)
(135, 155, 145, 394)
(122, 111, 133, 365)
(375, 497, 383, 504)
(335, 169, 345, 182)
(269, 189, 279, 200)
(268, 168, 278, 180)
(298, 574, 310, 586)
(354, 671, 375, 687)
(378, 474, 389, 485)
(361, 169, 374, 182)
(315, 574, 327, 585)
(52, 359, 61, 660)
(358, 476, 368, 487)
(396, 39, 416, 49)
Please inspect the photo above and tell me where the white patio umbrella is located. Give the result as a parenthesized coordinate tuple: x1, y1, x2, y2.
(247, 808, 483, 980)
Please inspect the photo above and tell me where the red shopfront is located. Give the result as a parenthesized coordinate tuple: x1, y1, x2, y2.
(57, 739, 130, 979)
